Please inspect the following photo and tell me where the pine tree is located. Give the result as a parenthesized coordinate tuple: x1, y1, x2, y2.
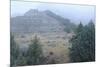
(76, 22, 83, 33)
(82, 20, 95, 61)
(10, 34, 19, 67)
(69, 22, 84, 62)
(69, 21, 95, 62)
(27, 35, 43, 65)
(16, 51, 27, 66)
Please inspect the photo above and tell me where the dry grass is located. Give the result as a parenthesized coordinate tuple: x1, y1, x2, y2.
(13, 32, 73, 63)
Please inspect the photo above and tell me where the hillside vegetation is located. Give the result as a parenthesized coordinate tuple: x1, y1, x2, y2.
(10, 9, 95, 67)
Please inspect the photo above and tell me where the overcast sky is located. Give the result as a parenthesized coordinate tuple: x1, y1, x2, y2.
(11, 1, 95, 24)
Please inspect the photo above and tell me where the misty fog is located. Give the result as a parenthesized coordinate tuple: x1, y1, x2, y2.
(11, 1, 95, 24)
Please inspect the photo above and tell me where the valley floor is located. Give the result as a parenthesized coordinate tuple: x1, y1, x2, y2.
(13, 32, 73, 64)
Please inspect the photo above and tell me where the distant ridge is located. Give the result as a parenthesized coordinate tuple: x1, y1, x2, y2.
(11, 9, 76, 33)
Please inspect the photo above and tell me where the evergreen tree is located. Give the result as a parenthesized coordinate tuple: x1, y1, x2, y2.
(27, 35, 43, 65)
(82, 20, 95, 61)
(16, 51, 27, 66)
(69, 21, 95, 62)
(76, 22, 83, 33)
(10, 34, 19, 67)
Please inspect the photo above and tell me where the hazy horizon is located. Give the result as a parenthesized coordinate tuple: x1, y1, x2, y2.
(11, 1, 95, 24)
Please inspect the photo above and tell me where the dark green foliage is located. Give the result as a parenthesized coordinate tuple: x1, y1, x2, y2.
(10, 34, 19, 67)
(69, 21, 95, 62)
(11, 34, 44, 66)
(75, 22, 83, 33)
(26, 36, 44, 65)
(16, 51, 27, 66)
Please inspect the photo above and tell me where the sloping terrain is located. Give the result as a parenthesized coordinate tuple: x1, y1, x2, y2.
(11, 9, 75, 63)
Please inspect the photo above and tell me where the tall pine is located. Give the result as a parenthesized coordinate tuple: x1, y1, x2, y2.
(27, 35, 43, 65)
(10, 34, 19, 67)
(69, 21, 95, 62)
